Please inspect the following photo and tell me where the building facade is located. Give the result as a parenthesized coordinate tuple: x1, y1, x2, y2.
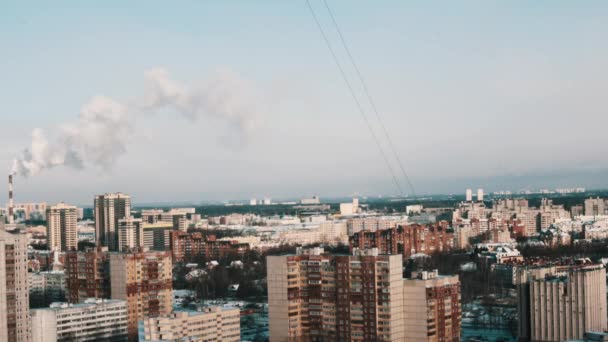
(139, 307, 241, 342)
(267, 247, 461, 342)
(402, 270, 461, 341)
(31, 298, 128, 342)
(118, 217, 144, 251)
(94, 193, 131, 251)
(517, 262, 607, 341)
(46, 203, 78, 252)
(584, 197, 607, 216)
(0, 229, 31, 342)
(110, 250, 173, 341)
(29, 270, 67, 303)
(170, 231, 249, 263)
(65, 247, 111, 303)
(350, 223, 454, 259)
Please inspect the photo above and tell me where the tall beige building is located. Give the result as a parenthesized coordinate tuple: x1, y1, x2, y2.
(518, 262, 607, 341)
(402, 270, 461, 341)
(46, 203, 78, 252)
(584, 197, 607, 216)
(140, 307, 241, 342)
(0, 229, 31, 342)
(117, 217, 144, 251)
(267, 247, 461, 342)
(110, 250, 173, 341)
(95, 193, 131, 251)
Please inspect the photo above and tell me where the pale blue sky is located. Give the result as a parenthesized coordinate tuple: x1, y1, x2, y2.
(2, 1, 608, 204)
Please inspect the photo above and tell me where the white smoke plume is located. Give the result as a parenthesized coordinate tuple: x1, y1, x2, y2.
(11, 68, 260, 177)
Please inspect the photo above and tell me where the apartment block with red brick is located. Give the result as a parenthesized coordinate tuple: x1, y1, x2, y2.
(110, 249, 173, 341)
(65, 246, 111, 303)
(349, 223, 454, 259)
(169, 231, 249, 263)
(267, 247, 461, 342)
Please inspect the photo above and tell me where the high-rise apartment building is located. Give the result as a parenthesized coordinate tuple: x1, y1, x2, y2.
(142, 222, 173, 251)
(517, 262, 607, 341)
(110, 250, 173, 341)
(0, 229, 31, 342)
(117, 217, 144, 251)
(94, 193, 131, 251)
(31, 298, 128, 342)
(402, 270, 461, 341)
(140, 307, 241, 342)
(267, 247, 461, 342)
(477, 188, 484, 202)
(46, 203, 78, 252)
(465, 188, 473, 202)
(584, 197, 607, 216)
(65, 247, 111, 303)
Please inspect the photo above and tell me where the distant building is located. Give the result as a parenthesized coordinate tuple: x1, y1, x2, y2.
(339, 198, 359, 216)
(585, 197, 607, 216)
(110, 250, 173, 341)
(0, 229, 31, 342)
(170, 231, 249, 263)
(267, 247, 460, 341)
(142, 222, 173, 251)
(350, 223, 454, 259)
(141, 209, 164, 224)
(570, 204, 584, 218)
(31, 298, 128, 342)
(477, 188, 484, 202)
(300, 196, 320, 205)
(117, 217, 144, 251)
(139, 307, 241, 342)
(466, 188, 473, 202)
(46, 203, 78, 252)
(12, 202, 48, 221)
(347, 216, 408, 236)
(406, 204, 423, 215)
(249, 198, 257, 206)
(94, 193, 131, 251)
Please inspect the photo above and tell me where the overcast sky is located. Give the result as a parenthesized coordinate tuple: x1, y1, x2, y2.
(2, 1, 608, 205)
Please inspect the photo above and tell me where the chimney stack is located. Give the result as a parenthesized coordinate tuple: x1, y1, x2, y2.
(8, 174, 14, 224)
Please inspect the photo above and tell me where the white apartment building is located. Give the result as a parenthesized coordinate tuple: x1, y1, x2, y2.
(139, 307, 241, 342)
(117, 217, 144, 251)
(31, 298, 128, 342)
(529, 264, 607, 341)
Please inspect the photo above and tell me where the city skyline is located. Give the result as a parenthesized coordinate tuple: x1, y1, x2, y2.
(3, 1, 608, 203)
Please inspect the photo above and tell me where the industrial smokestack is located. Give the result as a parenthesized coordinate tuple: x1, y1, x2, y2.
(8, 174, 14, 224)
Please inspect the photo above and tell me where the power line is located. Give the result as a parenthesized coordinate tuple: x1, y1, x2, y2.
(322, 0, 417, 198)
(305, 0, 404, 197)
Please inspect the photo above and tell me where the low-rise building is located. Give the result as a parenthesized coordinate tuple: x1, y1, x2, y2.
(139, 307, 241, 342)
(31, 298, 128, 342)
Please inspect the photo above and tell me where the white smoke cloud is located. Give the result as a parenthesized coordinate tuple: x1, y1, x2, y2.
(11, 68, 260, 177)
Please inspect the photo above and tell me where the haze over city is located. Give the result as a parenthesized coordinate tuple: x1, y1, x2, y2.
(6, 2, 608, 342)
(2, 1, 608, 204)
